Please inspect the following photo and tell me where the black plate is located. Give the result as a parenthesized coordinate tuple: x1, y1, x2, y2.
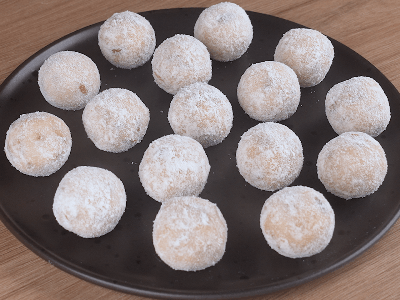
(1, 8, 400, 300)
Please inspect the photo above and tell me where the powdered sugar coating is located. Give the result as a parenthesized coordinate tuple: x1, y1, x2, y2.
(194, 2, 253, 62)
(325, 76, 391, 137)
(53, 166, 126, 238)
(38, 51, 101, 110)
(236, 122, 303, 191)
(260, 186, 335, 258)
(4, 112, 72, 177)
(153, 196, 227, 271)
(168, 82, 233, 148)
(237, 61, 301, 122)
(151, 34, 212, 94)
(317, 132, 387, 199)
(82, 88, 150, 153)
(274, 28, 334, 88)
(139, 135, 210, 202)
(98, 11, 156, 69)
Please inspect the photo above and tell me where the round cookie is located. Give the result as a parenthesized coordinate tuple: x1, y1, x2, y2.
(139, 134, 210, 202)
(153, 196, 227, 271)
(237, 61, 301, 122)
(194, 2, 253, 62)
(4, 112, 72, 177)
(168, 82, 233, 148)
(82, 88, 150, 153)
(317, 132, 387, 199)
(98, 11, 156, 69)
(53, 166, 126, 238)
(274, 28, 334, 88)
(325, 76, 390, 137)
(260, 186, 335, 258)
(38, 51, 101, 110)
(236, 122, 303, 191)
(151, 34, 212, 95)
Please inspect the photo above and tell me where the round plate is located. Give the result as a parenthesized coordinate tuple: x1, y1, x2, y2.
(1, 8, 400, 300)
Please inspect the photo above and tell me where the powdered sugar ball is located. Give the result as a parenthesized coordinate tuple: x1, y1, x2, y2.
(151, 34, 212, 94)
(260, 186, 335, 258)
(4, 112, 72, 177)
(82, 88, 150, 153)
(237, 61, 301, 122)
(236, 122, 303, 191)
(153, 196, 227, 271)
(317, 132, 387, 200)
(325, 76, 391, 137)
(194, 2, 253, 62)
(168, 82, 233, 148)
(53, 166, 126, 238)
(139, 135, 210, 202)
(98, 11, 156, 69)
(38, 51, 101, 110)
(274, 28, 334, 88)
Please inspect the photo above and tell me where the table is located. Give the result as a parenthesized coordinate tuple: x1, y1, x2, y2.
(1, 0, 400, 299)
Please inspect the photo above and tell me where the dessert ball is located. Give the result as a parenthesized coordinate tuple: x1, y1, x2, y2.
(4, 112, 72, 177)
(260, 186, 335, 258)
(139, 134, 210, 202)
(274, 28, 334, 87)
(53, 166, 126, 238)
(151, 34, 212, 94)
(317, 132, 387, 199)
(237, 61, 301, 122)
(194, 2, 253, 61)
(82, 88, 150, 153)
(236, 122, 303, 191)
(153, 196, 227, 271)
(325, 76, 391, 137)
(98, 11, 156, 69)
(168, 82, 233, 148)
(38, 51, 101, 110)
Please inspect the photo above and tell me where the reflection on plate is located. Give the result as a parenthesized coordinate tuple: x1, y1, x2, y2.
(1, 8, 400, 300)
